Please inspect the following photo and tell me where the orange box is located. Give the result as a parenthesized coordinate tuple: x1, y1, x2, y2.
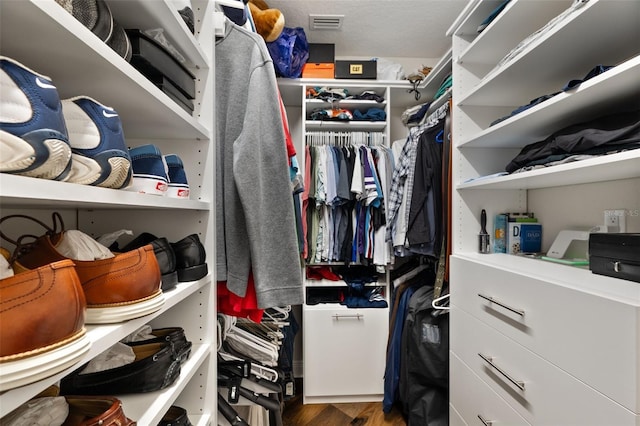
(302, 63, 335, 79)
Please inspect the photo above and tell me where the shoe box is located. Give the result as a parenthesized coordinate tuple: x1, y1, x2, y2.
(126, 29, 196, 111)
(302, 43, 335, 79)
(143, 74, 194, 114)
(334, 59, 377, 80)
(589, 233, 640, 283)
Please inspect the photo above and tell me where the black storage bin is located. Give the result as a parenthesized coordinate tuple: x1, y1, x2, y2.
(126, 29, 196, 100)
(589, 233, 640, 283)
(335, 60, 377, 79)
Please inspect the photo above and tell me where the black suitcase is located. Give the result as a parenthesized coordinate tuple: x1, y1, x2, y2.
(589, 233, 640, 283)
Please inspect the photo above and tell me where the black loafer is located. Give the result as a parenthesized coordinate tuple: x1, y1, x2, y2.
(171, 234, 208, 282)
(60, 342, 181, 395)
(127, 327, 192, 365)
(114, 232, 178, 291)
(158, 405, 193, 426)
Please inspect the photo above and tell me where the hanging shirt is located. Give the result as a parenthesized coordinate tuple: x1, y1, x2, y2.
(215, 21, 302, 307)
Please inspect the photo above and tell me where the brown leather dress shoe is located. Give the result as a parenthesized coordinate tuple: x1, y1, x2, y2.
(0, 259, 91, 391)
(63, 396, 136, 426)
(13, 233, 164, 324)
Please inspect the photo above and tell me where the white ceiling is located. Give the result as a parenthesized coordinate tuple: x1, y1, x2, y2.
(266, 0, 470, 60)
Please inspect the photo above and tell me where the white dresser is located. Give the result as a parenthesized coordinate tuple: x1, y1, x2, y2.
(448, 0, 640, 424)
(450, 254, 639, 425)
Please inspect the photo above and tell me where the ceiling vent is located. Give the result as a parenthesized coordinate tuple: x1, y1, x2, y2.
(309, 14, 344, 30)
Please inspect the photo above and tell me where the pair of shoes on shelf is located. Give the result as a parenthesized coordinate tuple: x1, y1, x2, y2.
(0, 212, 165, 325)
(60, 341, 181, 395)
(0, 258, 91, 392)
(127, 145, 190, 199)
(0, 56, 132, 189)
(2, 386, 136, 426)
(0, 235, 164, 391)
(0, 212, 166, 391)
(4, 392, 191, 426)
(112, 232, 208, 289)
(60, 326, 190, 395)
(123, 325, 193, 365)
(159, 406, 193, 426)
(54, 0, 132, 61)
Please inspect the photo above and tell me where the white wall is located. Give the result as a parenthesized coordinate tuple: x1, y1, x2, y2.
(528, 177, 640, 250)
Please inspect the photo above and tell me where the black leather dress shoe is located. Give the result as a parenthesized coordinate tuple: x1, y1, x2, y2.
(171, 234, 208, 282)
(114, 232, 178, 291)
(158, 405, 193, 426)
(60, 342, 181, 395)
(127, 327, 192, 365)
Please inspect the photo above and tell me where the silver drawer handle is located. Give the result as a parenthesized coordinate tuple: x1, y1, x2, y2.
(477, 293, 525, 316)
(332, 313, 362, 320)
(477, 414, 493, 426)
(478, 353, 526, 391)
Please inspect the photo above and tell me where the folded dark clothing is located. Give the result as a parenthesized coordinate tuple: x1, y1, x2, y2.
(491, 93, 559, 126)
(563, 64, 613, 91)
(333, 265, 379, 284)
(511, 143, 640, 172)
(353, 108, 386, 121)
(477, 0, 511, 33)
(347, 90, 385, 102)
(491, 64, 615, 127)
(506, 108, 640, 173)
(341, 296, 388, 308)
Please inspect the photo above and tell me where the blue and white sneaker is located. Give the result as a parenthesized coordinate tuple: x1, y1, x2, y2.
(164, 154, 190, 199)
(62, 96, 132, 189)
(127, 144, 169, 196)
(0, 56, 72, 180)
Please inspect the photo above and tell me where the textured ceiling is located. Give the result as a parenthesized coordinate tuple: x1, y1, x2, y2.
(266, 0, 469, 60)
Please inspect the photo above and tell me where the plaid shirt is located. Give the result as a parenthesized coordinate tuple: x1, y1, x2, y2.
(386, 103, 450, 243)
(385, 134, 416, 242)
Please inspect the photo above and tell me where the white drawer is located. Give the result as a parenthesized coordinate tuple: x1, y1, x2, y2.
(450, 403, 468, 426)
(451, 307, 638, 425)
(451, 255, 640, 413)
(303, 305, 388, 399)
(451, 351, 529, 426)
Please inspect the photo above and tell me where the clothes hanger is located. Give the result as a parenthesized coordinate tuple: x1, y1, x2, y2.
(219, 314, 280, 367)
(218, 351, 279, 382)
(392, 264, 430, 289)
(226, 327, 280, 364)
(432, 293, 450, 311)
(267, 306, 290, 320)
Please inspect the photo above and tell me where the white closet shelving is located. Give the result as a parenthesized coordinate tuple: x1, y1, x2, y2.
(300, 81, 391, 404)
(449, 0, 640, 424)
(0, 1, 216, 424)
(276, 45, 455, 403)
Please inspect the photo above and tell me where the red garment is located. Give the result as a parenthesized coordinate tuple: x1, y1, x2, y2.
(217, 272, 264, 322)
(306, 266, 342, 281)
(278, 91, 296, 159)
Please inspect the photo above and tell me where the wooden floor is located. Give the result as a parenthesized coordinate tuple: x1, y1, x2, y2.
(282, 380, 407, 426)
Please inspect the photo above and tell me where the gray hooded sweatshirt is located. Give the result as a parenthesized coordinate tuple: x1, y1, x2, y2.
(215, 20, 303, 308)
